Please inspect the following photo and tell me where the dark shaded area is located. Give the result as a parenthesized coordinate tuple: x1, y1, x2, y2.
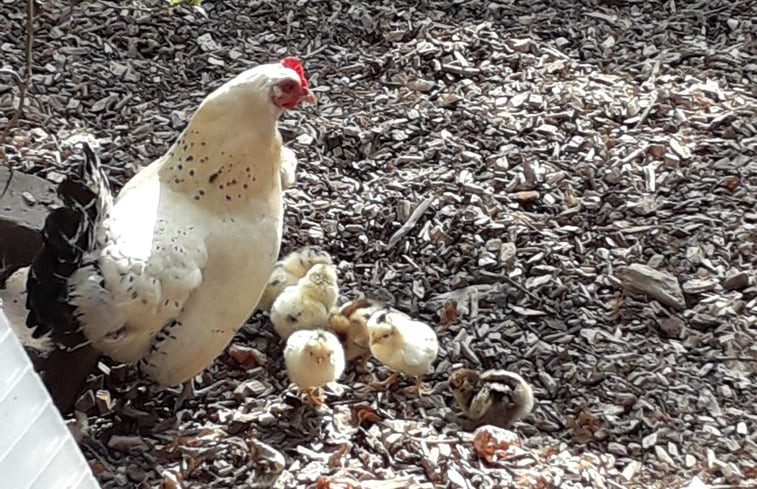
(0, 167, 59, 282)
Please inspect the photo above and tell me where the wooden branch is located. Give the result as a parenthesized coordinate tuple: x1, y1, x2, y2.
(0, 0, 35, 196)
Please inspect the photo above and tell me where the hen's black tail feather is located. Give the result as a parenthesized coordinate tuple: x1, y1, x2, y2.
(25, 142, 111, 412)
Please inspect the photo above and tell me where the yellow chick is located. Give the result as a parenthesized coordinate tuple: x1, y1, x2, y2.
(257, 246, 332, 312)
(284, 329, 345, 405)
(448, 368, 534, 431)
(326, 297, 385, 363)
(270, 263, 338, 339)
(367, 309, 439, 394)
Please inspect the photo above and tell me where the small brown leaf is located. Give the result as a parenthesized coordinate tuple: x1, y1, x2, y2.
(328, 442, 351, 468)
(473, 425, 520, 463)
(647, 144, 666, 158)
(160, 471, 183, 489)
(566, 406, 608, 444)
(95, 389, 112, 414)
(439, 300, 460, 326)
(722, 175, 740, 192)
(354, 405, 382, 426)
(89, 460, 106, 475)
(228, 343, 267, 368)
(313, 477, 332, 489)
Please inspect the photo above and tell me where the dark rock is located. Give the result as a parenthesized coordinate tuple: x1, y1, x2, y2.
(73, 389, 96, 413)
(658, 316, 684, 337)
(0, 167, 59, 282)
(723, 271, 750, 291)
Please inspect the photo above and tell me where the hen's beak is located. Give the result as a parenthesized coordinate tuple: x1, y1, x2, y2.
(302, 90, 317, 105)
(272, 81, 317, 109)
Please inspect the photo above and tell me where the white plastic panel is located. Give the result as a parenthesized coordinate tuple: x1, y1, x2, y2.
(0, 311, 101, 489)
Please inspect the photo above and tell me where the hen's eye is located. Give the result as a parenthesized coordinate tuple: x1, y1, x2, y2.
(280, 80, 297, 93)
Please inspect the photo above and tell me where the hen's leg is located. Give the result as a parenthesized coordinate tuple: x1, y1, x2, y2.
(168, 380, 195, 412)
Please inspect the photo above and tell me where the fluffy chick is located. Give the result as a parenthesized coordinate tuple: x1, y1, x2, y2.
(448, 368, 534, 430)
(326, 297, 385, 363)
(284, 329, 345, 405)
(367, 309, 439, 394)
(257, 246, 332, 312)
(270, 263, 338, 339)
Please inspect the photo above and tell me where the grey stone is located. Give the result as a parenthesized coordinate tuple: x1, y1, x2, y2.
(617, 263, 686, 311)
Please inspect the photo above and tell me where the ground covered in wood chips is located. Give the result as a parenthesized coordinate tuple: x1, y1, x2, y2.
(2, 0, 756, 488)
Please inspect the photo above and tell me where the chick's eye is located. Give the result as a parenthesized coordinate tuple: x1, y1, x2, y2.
(308, 351, 313, 356)
(382, 333, 390, 339)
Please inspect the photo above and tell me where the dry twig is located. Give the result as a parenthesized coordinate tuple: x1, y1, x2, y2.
(0, 0, 34, 196)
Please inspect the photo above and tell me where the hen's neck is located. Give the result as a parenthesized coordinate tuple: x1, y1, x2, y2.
(159, 105, 282, 212)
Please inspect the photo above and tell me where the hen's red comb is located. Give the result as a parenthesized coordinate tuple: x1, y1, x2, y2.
(281, 57, 308, 90)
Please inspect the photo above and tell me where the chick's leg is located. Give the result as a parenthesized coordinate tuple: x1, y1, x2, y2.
(370, 371, 399, 390)
(305, 387, 324, 406)
(405, 376, 430, 396)
(352, 352, 371, 374)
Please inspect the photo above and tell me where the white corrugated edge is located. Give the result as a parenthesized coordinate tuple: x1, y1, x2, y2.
(0, 310, 101, 489)
(680, 476, 711, 489)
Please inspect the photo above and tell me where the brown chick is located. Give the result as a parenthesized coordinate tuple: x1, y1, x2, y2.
(448, 368, 534, 431)
(326, 297, 385, 364)
(257, 246, 333, 312)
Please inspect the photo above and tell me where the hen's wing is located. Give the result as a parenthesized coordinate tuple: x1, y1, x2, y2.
(71, 163, 209, 363)
(280, 146, 297, 189)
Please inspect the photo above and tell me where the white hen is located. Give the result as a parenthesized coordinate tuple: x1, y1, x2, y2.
(13, 57, 316, 410)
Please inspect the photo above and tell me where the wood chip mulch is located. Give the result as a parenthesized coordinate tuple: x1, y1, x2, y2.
(1, 1, 755, 488)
